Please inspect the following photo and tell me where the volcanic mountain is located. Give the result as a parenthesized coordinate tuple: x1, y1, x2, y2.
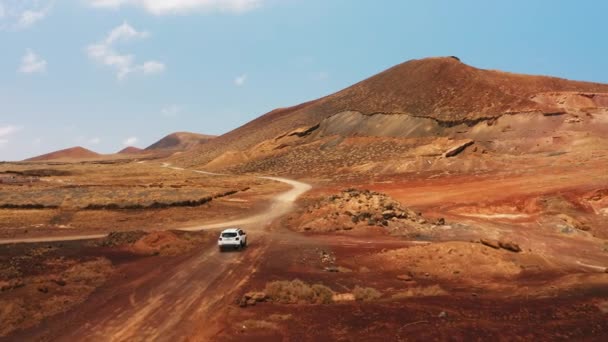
(173, 56, 608, 175)
(145, 132, 216, 151)
(25, 146, 101, 162)
(117, 146, 144, 154)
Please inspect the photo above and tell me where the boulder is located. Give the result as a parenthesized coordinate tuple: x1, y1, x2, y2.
(499, 240, 521, 253)
(396, 274, 414, 282)
(480, 238, 500, 249)
(444, 140, 474, 158)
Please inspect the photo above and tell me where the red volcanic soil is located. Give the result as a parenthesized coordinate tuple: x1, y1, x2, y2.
(117, 146, 143, 154)
(25, 146, 100, 162)
(145, 132, 216, 151)
(174, 56, 608, 167)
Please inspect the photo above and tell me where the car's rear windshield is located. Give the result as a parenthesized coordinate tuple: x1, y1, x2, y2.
(222, 232, 238, 238)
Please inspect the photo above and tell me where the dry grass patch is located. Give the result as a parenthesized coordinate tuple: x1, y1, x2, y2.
(242, 319, 280, 331)
(391, 285, 448, 300)
(264, 279, 334, 304)
(0, 257, 113, 337)
(353, 286, 382, 301)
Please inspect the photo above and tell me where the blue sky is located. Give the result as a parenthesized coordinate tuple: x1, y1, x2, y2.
(1, 0, 607, 161)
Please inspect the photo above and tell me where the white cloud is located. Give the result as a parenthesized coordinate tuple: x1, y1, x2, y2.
(123, 136, 138, 146)
(0, 125, 20, 138)
(88, 137, 101, 145)
(86, 22, 164, 80)
(138, 60, 165, 74)
(161, 104, 182, 117)
(312, 71, 329, 81)
(18, 49, 47, 74)
(234, 73, 247, 86)
(0, 124, 21, 147)
(88, 0, 262, 15)
(17, 8, 47, 29)
(106, 21, 149, 44)
(1, 1, 53, 30)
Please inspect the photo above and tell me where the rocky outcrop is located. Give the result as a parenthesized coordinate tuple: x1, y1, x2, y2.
(444, 140, 474, 157)
(290, 189, 438, 235)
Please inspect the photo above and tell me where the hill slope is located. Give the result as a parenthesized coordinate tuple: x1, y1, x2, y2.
(117, 146, 143, 154)
(174, 57, 608, 170)
(25, 147, 101, 162)
(146, 132, 216, 151)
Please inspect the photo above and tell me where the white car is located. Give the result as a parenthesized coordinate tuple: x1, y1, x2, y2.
(218, 228, 247, 251)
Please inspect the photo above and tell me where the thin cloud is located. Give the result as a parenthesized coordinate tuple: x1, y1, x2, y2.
(88, 0, 263, 15)
(161, 105, 182, 117)
(123, 136, 138, 146)
(88, 137, 101, 145)
(1, 1, 54, 30)
(86, 22, 164, 80)
(19, 49, 47, 74)
(0, 124, 21, 147)
(234, 73, 247, 87)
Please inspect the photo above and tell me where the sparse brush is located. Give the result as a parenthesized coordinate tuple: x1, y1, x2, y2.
(264, 279, 334, 304)
(390, 285, 447, 300)
(353, 286, 382, 301)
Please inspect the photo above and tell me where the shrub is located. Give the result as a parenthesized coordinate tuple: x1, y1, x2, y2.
(264, 279, 334, 304)
(353, 286, 382, 301)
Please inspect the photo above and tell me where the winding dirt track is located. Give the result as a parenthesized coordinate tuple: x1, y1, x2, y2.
(0, 166, 312, 245)
(5, 165, 312, 341)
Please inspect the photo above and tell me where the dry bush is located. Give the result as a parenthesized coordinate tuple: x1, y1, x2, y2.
(353, 286, 382, 301)
(390, 285, 448, 300)
(62, 258, 113, 285)
(264, 279, 334, 304)
(242, 319, 280, 331)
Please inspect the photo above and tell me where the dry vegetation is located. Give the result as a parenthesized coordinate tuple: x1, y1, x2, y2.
(0, 161, 285, 238)
(0, 255, 113, 337)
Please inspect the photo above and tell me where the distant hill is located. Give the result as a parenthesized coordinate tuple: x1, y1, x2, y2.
(25, 146, 101, 162)
(170, 56, 608, 172)
(145, 132, 216, 151)
(118, 146, 144, 154)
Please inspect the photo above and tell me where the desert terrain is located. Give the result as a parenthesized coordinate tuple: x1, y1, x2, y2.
(1, 57, 607, 340)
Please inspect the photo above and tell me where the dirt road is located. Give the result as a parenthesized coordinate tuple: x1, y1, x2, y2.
(0, 167, 312, 245)
(5, 166, 312, 341)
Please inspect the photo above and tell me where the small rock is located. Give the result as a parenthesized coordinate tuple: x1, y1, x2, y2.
(499, 240, 521, 253)
(53, 279, 67, 287)
(325, 266, 340, 273)
(438, 311, 448, 318)
(246, 299, 257, 306)
(480, 238, 500, 249)
(38, 286, 49, 294)
(436, 218, 446, 225)
(382, 210, 396, 219)
(396, 274, 413, 282)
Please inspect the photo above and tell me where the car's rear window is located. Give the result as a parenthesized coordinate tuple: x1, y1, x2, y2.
(222, 232, 238, 238)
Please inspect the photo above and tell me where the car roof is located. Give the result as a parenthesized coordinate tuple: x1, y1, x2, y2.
(221, 228, 241, 233)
